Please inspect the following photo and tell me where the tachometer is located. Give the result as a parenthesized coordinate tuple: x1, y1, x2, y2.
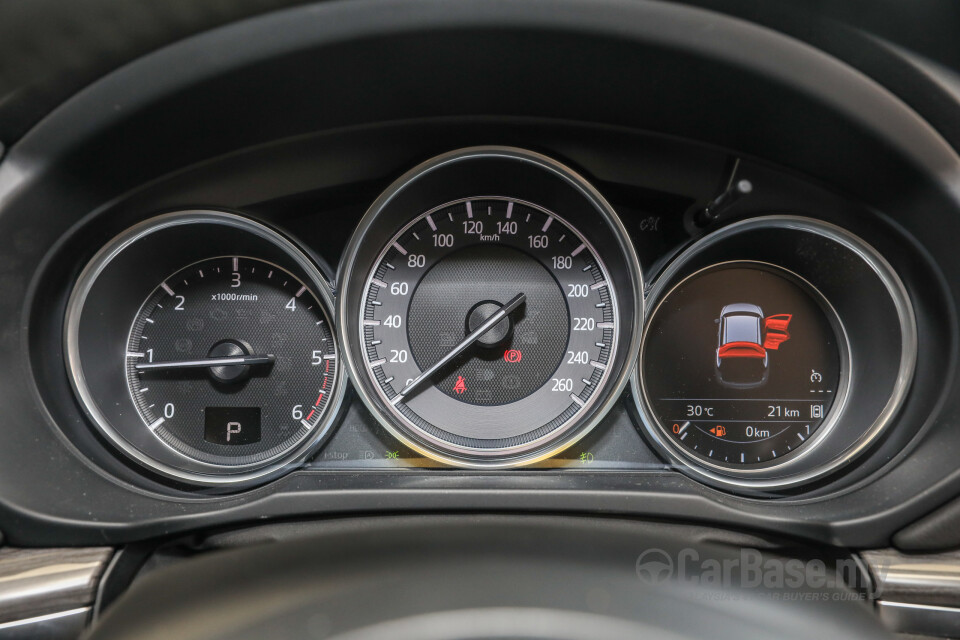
(126, 256, 338, 466)
(66, 211, 346, 486)
(338, 148, 643, 467)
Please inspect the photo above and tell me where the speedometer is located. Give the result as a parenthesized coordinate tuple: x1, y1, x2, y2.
(338, 148, 643, 467)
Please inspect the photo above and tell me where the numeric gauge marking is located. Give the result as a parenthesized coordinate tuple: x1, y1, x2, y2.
(125, 256, 339, 467)
(358, 197, 617, 457)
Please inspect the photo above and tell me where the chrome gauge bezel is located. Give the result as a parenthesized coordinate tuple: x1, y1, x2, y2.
(65, 210, 347, 486)
(358, 196, 620, 459)
(631, 216, 917, 490)
(637, 260, 853, 476)
(337, 147, 644, 468)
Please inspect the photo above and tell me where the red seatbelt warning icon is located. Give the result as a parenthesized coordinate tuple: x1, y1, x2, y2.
(453, 376, 467, 394)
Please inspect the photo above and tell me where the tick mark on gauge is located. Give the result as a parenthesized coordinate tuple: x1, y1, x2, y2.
(300, 419, 313, 430)
(597, 322, 615, 329)
(323, 354, 337, 360)
(413, 232, 421, 240)
(296, 285, 307, 297)
(570, 394, 584, 407)
(160, 282, 175, 296)
(371, 278, 388, 288)
(147, 418, 165, 431)
(232, 257, 239, 271)
(126, 352, 144, 358)
(392, 242, 408, 256)
(426, 214, 437, 231)
(542, 216, 554, 232)
(582, 379, 592, 386)
(370, 358, 386, 367)
(371, 340, 382, 345)
(384, 376, 394, 384)
(506, 202, 513, 219)
(590, 281, 607, 290)
(385, 263, 396, 270)
(363, 319, 381, 326)
(595, 343, 605, 348)
(466, 201, 474, 218)
(590, 360, 607, 370)
(571, 244, 586, 257)
(145, 318, 154, 323)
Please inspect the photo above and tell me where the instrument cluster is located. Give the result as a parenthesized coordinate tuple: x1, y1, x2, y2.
(62, 147, 916, 493)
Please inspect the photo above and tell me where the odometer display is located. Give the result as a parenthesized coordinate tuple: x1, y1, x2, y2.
(640, 263, 844, 468)
(359, 198, 617, 458)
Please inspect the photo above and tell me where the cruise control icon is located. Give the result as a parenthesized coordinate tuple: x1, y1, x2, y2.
(715, 304, 792, 388)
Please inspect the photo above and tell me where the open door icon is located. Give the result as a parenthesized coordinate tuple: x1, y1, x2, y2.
(762, 314, 792, 350)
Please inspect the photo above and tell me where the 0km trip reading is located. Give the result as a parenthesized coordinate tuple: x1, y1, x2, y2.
(358, 197, 618, 454)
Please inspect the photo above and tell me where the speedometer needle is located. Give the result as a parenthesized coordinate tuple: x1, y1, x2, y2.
(395, 293, 526, 402)
(135, 354, 275, 371)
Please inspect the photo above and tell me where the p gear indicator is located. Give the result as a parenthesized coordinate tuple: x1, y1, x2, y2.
(641, 263, 842, 467)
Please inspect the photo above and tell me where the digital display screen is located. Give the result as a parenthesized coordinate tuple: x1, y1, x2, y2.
(642, 264, 842, 467)
(204, 407, 262, 446)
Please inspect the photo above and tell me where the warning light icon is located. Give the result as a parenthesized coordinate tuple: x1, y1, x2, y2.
(504, 349, 523, 363)
(709, 425, 727, 437)
(453, 376, 467, 394)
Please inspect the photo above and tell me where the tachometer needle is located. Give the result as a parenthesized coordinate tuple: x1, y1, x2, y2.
(395, 293, 525, 402)
(135, 354, 275, 371)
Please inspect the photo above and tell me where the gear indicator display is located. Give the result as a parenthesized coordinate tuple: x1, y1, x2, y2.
(641, 263, 843, 467)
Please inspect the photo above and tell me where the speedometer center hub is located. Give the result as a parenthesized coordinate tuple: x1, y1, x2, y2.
(406, 243, 568, 407)
(466, 302, 511, 346)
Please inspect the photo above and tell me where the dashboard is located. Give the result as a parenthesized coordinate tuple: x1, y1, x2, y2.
(3, 0, 960, 638)
(61, 145, 915, 492)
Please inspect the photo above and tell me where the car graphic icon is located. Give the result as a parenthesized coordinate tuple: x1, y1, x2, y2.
(715, 304, 792, 388)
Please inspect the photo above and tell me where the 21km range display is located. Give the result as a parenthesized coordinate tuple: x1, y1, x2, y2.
(641, 263, 843, 467)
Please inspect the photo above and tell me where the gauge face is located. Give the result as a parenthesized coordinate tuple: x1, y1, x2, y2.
(641, 263, 844, 468)
(358, 197, 617, 459)
(125, 256, 338, 467)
